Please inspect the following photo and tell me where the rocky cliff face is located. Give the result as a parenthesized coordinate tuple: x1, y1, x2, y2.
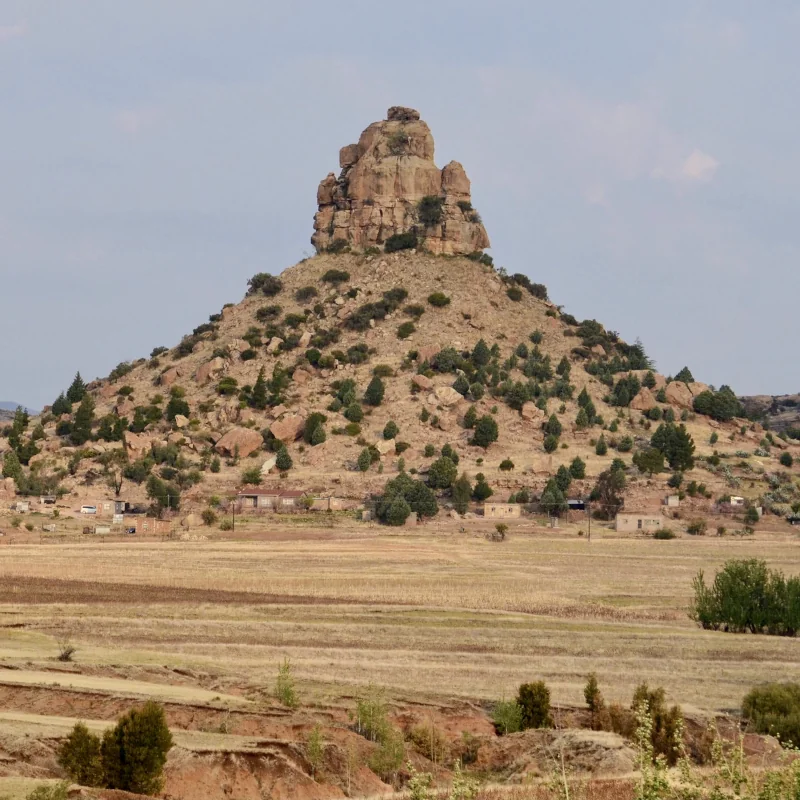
(312, 106, 490, 256)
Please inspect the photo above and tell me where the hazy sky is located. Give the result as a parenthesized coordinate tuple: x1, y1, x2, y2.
(2, 1, 798, 409)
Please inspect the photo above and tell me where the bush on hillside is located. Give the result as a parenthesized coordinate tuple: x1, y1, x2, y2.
(517, 682, 553, 729)
(384, 231, 418, 252)
(742, 683, 800, 747)
(427, 292, 451, 308)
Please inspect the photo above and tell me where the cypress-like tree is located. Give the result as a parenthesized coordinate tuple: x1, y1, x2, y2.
(363, 376, 385, 407)
(452, 473, 472, 514)
(544, 414, 562, 438)
(66, 372, 87, 404)
(276, 446, 293, 471)
(52, 392, 72, 416)
(251, 367, 268, 410)
(2, 450, 23, 484)
(357, 448, 372, 472)
(555, 465, 572, 492)
(569, 456, 586, 480)
(471, 338, 491, 367)
(595, 434, 608, 456)
(70, 395, 95, 445)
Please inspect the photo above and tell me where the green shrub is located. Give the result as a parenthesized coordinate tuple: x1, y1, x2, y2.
(492, 699, 523, 735)
(427, 456, 458, 489)
(417, 195, 444, 227)
(383, 421, 398, 440)
(100, 701, 173, 794)
(742, 683, 800, 747)
(247, 273, 282, 296)
(384, 231, 418, 252)
(275, 658, 298, 707)
(321, 268, 350, 285)
(691, 559, 800, 635)
(506, 286, 523, 302)
(499, 459, 515, 471)
(427, 292, 451, 308)
(653, 528, 676, 540)
(780, 452, 794, 468)
(201, 509, 218, 526)
(295, 286, 318, 303)
(517, 681, 553, 729)
(544, 434, 559, 453)
(471, 415, 499, 449)
(241, 467, 262, 485)
(58, 722, 103, 786)
(404, 303, 425, 319)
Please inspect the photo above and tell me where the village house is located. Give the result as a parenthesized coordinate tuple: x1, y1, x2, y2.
(482, 503, 521, 519)
(236, 488, 309, 512)
(663, 495, 680, 507)
(615, 512, 662, 533)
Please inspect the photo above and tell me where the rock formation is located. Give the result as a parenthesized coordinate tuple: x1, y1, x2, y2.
(312, 106, 490, 256)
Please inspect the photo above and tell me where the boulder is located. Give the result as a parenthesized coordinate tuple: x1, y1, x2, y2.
(412, 374, 434, 391)
(688, 382, 711, 397)
(160, 367, 181, 388)
(311, 107, 489, 256)
(630, 388, 657, 412)
(299, 331, 312, 348)
(591, 344, 606, 357)
(260, 455, 278, 475)
(214, 427, 264, 459)
(434, 386, 463, 407)
(665, 381, 695, 410)
(123, 431, 153, 457)
(520, 402, 544, 422)
(417, 345, 439, 364)
(181, 513, 201, 528)
(267, 337, 284, 354)
(293, 368, 312, 385)
(174, 414, 189, 429)
(270, 414, 307, 443)
(195, 357, 225, 385)
(114, 398, 135, 418)
(374, 439, 394, 455)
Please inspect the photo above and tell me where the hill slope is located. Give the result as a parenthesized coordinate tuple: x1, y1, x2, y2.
(3, 249, 798, 524)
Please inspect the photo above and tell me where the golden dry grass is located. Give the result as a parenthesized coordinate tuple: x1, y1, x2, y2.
(1, 529, 798, 712)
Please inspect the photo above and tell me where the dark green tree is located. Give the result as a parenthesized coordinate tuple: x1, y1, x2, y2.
(146, 475, 181, 512)
(472, 474, 493, 501)
(364, 376, 385, 407)
(517, 682, 553, 729)
(569, 456, 586, 480)
(251, 367, 268, 410)
(543, 434, 559, 453)
(70, 395, 95, 445)
(555, 465, 572, 492)
(52, 392, 72, 416)
(66, 372, 87, 404)
(2, 450, 23, 485)
(633, 447, 665, 476)
(452, 473, 472, 514)
(471, 415, 499, 449)
(383, 420, 398, 440)
(674, 366, 694, 383)
(544, 414, 562, 438)
(427, 456, 458, 489)
(357, 448, 372, 472)
(276, 446, 293, 471)
(100, 701, 173, 794)
(471, 339, 491, 367)
(539, 479, 567, 515)
(595, 434, 608, 456)
(58, 722, 103, 787)
(651, 423, 695, 471)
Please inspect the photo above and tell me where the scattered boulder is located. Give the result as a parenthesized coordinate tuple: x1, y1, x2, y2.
(688, 381, 711, 397)
(412, 374, 434, 391)
(174, 414, 189, 429)
(214, 427, 264, 458)
(267, 337, 284, 354)
(630, 388, 657, 412)
(665, 381, 694, 410)
(434, 386, 463, 407)
(123, 431, 153, 457)
(270, 414, 307, 443)
(260, 455, 278, 475)
(299, 331, 312, 348)
(160, 367, 181, 388)
(520, 402, 544, 422)
(195, 357, 225, 385)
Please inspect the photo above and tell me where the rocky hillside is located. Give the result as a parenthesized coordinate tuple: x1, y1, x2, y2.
(1, 107, 798, 524)
(740, 393, 800, 435)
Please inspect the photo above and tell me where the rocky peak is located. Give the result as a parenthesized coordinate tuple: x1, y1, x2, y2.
(312, 107, 490, 256)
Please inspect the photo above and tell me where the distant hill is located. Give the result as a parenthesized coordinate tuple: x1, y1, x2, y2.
(0, 402, 38, 423)
(740, 393, 800, 434)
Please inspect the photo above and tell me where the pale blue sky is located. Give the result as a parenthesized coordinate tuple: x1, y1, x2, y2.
(1, 1, 798, 408)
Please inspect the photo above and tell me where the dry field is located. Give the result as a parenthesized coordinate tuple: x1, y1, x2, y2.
(1, 525, 798, 713)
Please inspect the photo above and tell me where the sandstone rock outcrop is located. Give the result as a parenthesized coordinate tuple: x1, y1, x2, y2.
(214, 427, 263, 459)
(630, 388, 657, 412)
(270, 414, 307, 443)
(665, 381, 694, 410)
(312, 107, 490, 256)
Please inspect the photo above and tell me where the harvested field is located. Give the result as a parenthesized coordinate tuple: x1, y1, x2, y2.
(0, 526, 798, 797)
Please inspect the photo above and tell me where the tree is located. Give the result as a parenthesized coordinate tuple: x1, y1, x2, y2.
(544, 414, 562, 438)
(311, 424, 326, 445)
(539, 479, 567, 516)
(633, 448, 665, 476)
(555, 465, 572, 492)
(251, 367, 268, 410)
(58, 722, 103, 787)
(651, 423, 695, 471)
(452, 473, 472, 514)
(276, 446, 293, 471)
(569, 456, 586, 480)
(584, 673, 604, 714)
(590, 467, 627, 520)
(66, 372, 87, 404)
(472, 474, 493, 501)
(303, 412, 327, 444)
(780, 452, 793, 468)
(70, 395, 95, 446)
(357, 448, 372, 472)
(471, 415, 499, 449)
(453, 374, 470, 396)
(146, 475, 181, 512)
(744, 505, 760, 525)
(575, 407, 589, 430)
(517, 682, 553, 729)
(543, 434, 559, 453)
(100, 701, 173, 794)
(165, 389, 190, 422)
(463, 405, 478, 429)
(674, 366, 694, 383)
(383, 420, 398, 440)
(364, 376, 385, 406)
(2, 450, 23, 485)
(344, 403, 364, 423)
(471, 339, 491, 366)
(384, 495, 412, 526)
(693, 386, 743, 422)
(428, 456, 457, 489)
(595, 434, 608, 456)
(51, 392, 71, 416)
(642, 371, 657, 389)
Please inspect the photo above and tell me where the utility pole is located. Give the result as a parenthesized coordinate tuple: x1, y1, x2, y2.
(586, 498, 591, 542)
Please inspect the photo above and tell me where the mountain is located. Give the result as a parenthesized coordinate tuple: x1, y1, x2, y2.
(2, 107, 798, 520)
(0, 402, 37, 423)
